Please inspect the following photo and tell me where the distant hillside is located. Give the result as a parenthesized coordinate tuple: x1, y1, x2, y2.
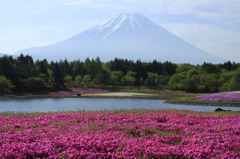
(0, 53, 17, 58)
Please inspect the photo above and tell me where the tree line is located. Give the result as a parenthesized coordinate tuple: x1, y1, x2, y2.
(0, 54, 240, 95)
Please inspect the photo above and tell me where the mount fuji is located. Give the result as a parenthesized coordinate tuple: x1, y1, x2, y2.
(16, 13, 225, 64)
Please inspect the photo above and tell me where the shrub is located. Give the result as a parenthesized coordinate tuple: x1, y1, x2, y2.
(0, 76, 15, 95)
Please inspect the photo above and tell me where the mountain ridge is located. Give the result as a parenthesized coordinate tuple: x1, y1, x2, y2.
(16, 13, 226, 64)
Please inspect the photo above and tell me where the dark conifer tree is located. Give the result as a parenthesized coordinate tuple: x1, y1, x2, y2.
(135, 60, 147, 85)
(15, 54, 38, 92)
(52, 63, 65, 88)
(97, 69, 110, 85)
(0, 56, 16, 85)
(39, 60, 48, 75)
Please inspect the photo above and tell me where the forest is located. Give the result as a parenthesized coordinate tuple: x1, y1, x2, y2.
(0, 54, 240, 95)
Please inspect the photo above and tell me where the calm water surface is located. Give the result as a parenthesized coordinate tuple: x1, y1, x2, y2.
(0, 98, 240, 113)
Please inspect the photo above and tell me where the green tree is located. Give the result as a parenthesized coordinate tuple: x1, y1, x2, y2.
(200, 73, 218, 92)
(64, 75, 73, 88)
(73, 60, 85, 79)
(145, 72, 158, 88)
(58, 59, 72, 76)
(39, 59, 49, 75)
(0, 56, 16, 86)
(135, 60, 147, 85)
(222, 61, 232, 71)
(187, 74, 202, 92)
(110, 71, 123, 85)
(0, 76, 15, 95)
(158, 75, 170, 89)
(176, 63, 194, 73)
(168, 72, 186, 90)
(200, 62, 220, 74)
(147, 60, 163, 74)
(163, 61, 177, 75)
(97, 69, 110, 85)
(82, 75, 91, 88)
(124, 71, 136, 86)
(84, 58, 91, 75)
(85, 57, 103, 79)
(218, 69, 235, 91)
(38, 60, 49, 84)
(74, 75, 82, 88)
(15, 54, 38, 92)
(52, 63, 65, 88)
(94, 56, 102, 77)
(108, 58, 134, 75)
(185, 69, 198, 92)
(25, 77, 46, 92)
(226, 70, 240, 91)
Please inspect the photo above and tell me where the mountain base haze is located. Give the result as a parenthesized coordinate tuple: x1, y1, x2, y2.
(16, 13, 226, 64)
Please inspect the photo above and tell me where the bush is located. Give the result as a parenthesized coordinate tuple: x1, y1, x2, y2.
(0, 76, 15, 95)
(74, 75, 82, 88)
(168, 73, 186, 90)
(25, 77, 46, 92)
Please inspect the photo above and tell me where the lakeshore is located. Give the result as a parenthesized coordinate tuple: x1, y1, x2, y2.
(1, 89, 240, 108)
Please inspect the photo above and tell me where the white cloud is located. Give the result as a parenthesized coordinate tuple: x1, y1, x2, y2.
(173, 0, 240, 22)
(57, 0, 240, 23)
(59, 0, 107, 9)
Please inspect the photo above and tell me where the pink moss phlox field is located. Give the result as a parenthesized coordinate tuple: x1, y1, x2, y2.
(196, 92, 240, 102)
(0, 110, 239, 158)
(70, 88, 109, 94)
(49, 88, 109, 96)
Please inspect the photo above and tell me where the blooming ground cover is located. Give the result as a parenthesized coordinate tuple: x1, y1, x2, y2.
(0, 110, 239, 158)
(49, 88, 109, 96)
(8, 88, 109, 97)
(19, 88, 109, 97)
(196, 92, 240, 102)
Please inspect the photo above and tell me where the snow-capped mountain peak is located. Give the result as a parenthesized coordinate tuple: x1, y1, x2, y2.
(83, 13, 160, 38)
(15, 13, 226, 64)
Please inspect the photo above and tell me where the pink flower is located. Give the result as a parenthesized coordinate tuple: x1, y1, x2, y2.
(0, 110, 239, 158)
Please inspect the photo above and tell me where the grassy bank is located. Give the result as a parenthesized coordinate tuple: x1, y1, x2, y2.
(84, 90, 240, 107)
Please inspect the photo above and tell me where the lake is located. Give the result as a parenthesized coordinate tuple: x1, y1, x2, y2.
(0, 98, 240, 113)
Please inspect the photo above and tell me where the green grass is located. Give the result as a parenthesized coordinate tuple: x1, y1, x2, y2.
(0, 109, 240, 117)
(167, 95, 240, 107)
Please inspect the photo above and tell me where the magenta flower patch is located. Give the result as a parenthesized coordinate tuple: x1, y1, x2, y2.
(0, 110, 239, 158)
(196, 92, 240, 102)
(48, 88, 109, 96)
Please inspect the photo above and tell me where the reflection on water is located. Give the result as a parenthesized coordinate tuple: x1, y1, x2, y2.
(0, 98, 240, 113)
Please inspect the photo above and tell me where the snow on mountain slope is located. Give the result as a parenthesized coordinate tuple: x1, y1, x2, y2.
(15, 13, 226, 64)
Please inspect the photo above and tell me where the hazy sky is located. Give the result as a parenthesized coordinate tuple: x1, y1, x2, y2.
(1, 0, 240, 62)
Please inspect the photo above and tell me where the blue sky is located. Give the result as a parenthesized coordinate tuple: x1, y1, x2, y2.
(1, 0, 240, 62)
